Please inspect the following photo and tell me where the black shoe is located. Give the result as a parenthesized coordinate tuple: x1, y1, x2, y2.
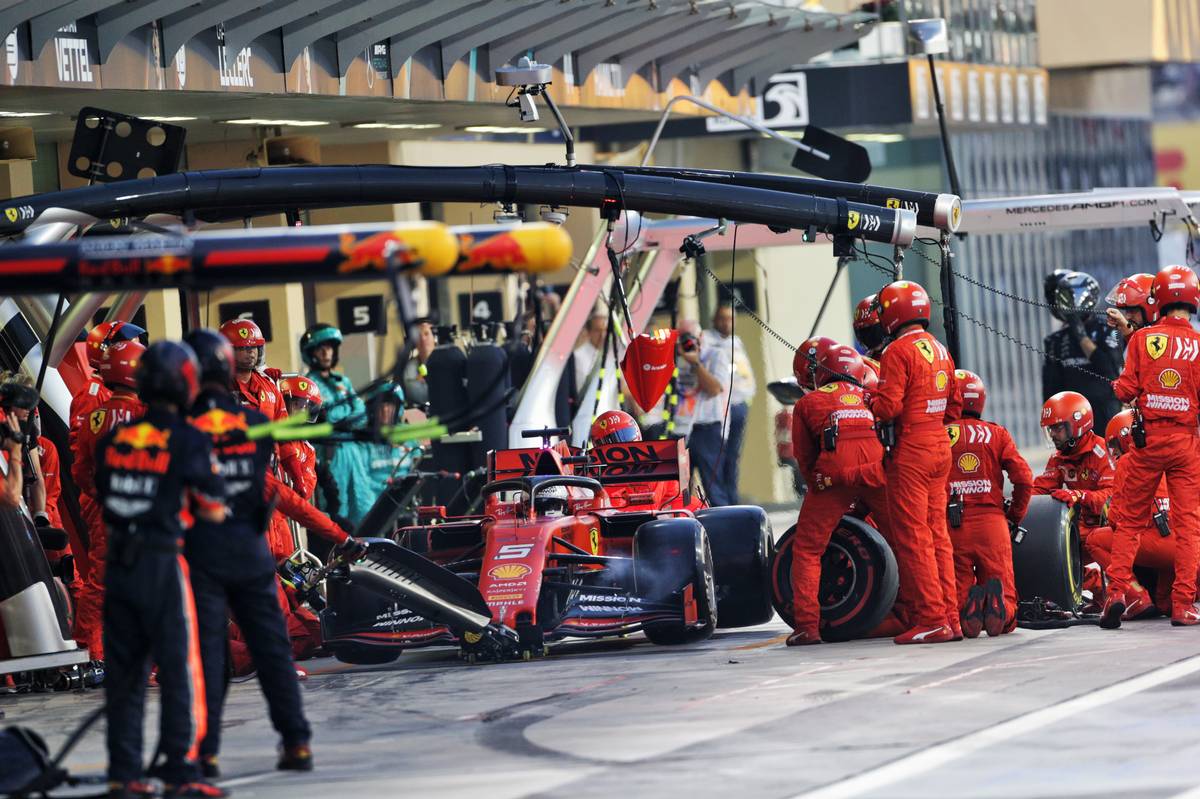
(200, 756, 220, 780)
(164, 781, 227, 798)
(108, 781, 160, 799)
(983, 578, 1006, 637)
(277, 743, 313, 771)
(960, 585, 985, 639)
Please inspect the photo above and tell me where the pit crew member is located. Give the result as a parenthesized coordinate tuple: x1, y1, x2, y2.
(1042, 270, 1122, 433)
(1106, 273, 1157, 341)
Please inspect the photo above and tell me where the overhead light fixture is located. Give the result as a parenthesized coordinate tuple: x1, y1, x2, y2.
(0, 111, 53, 117)
(142, 115, 198, 122)
(845, 133, 905, 143)
(464, 125, 548, 134)
(222, 118, 329, 127)
(351, 122, 442, 130)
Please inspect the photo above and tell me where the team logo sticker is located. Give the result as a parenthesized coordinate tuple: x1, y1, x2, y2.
(957, 452, 980, 473)
(935, 371, 948, 391)
(946, 424, 960, 447)
(914, 339, 935, 364)
(1147, 333, 1168, 360)
(1160, 368, 1182, 389)
(238, 327, 249, 339)
(838, 393, 862, 405)
(818, 383, 839, 393)
(89, 409, 106, 434)
(847, 210, 860, 230)
(488, 563, 531, 580)
(589, 528, 600, 555)
(4, 208, 16, 223)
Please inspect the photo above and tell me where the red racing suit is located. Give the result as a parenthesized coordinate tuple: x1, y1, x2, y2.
(870, 328, 962, 629)
(1086, 471, 1176, 611)
(790, 380, 896, 635)
(1031, 431, 1115, 537)
(1110, 317, 1200, 612)
(69, 376, 111, 581)
(70, 392, 145, 658)
(946, 417, 1032, 632)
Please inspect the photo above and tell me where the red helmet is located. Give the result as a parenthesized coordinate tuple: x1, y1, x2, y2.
(219, 318, 266, 348)
(853, 294, 886, 352)
(1105, 409, 1136, 458)
(86, 321, 118, 367)
(1151, 265, 1200, 314)
(877, 280, 932, 335)
(860, 357, 880, 393)
(591, 409, 641, 445)
(99, 340, 146, 390)
(279, 374, 323, 420)
(793, 336, 838, 390)
(1041, 390, 1093, 454)
(1106, 273, 1158, 327)
(955, 369, 986, 417)
(815, 344, 867, 387)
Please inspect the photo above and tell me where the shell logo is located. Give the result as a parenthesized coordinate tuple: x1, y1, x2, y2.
(839, 393, 862, 405)
(957, 452, 980, 473)
(935, 371, 948, 391)
(488, 563, 531, 580)
(1160, 368, 1182, 389)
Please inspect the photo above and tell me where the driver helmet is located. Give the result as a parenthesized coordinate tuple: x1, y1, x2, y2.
(1049, 271, 1100, 321)
(591, 409, 641, 445)
(1041, 391, 1094, 454)
(534, 484, 570, 518)
(279, 374, 323, 422)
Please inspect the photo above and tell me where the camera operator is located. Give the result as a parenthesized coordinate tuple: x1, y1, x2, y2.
(1042, 270, 1123, 433)
(0, 376, 42, 512)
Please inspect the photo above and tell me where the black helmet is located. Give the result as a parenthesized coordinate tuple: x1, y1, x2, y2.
(137, 341, 200, 408)
(183, 328, 236, 389)
(300, 323, 343, 369)
(1043, 269, 1072, 320)
(1050, 271, 1100, 321)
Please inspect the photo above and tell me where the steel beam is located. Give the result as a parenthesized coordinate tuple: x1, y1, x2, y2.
(574, 2, 702, 84)
(439, 0, 557, 70)
(280, 0, 419, 72)
(1, 0, 74, 40)
(95, 0, 200, 62)
(161, 0, 268, 57)
(487, 1, 633, 68)
(223, 0, 328, 56)
(524, 5, 660, 74)
(654, 11, 777, 86)
(614, 9, 745, 87)
(29, 0, 119, 57)
(334, 1, 481, 77)
(728, 24, 869, 93)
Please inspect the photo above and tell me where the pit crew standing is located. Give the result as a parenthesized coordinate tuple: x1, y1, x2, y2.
(1032, 391, 1115, 559)
(1042, 270, 1123, 433)
(277, 375, 322, 500)
(946, 370, 1032, 637)
(71, 340, 148, 660)
(300, 323, 373, 525)
(870, 280, 962, 644)
(94, 340, 224, 798)
(182, 328, 362, 777)
(70, 321, 146, 454)
(1104, 265, 1200, 628)
(853, 294, 887, 361)
(787, 341, 896, 645)
(1106, 273, 1157, 341)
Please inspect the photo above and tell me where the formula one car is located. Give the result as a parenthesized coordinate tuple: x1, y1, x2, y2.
(320, 430, 775, 663)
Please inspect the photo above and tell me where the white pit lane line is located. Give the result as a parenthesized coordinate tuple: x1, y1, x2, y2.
(794, 652, 1200, 799)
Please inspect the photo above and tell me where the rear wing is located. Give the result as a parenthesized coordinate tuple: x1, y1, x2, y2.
(584, 439, 689, 486)
(487, 443, 581, 481)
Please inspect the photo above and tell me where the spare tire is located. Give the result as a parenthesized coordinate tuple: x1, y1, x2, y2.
(696, 506, 775, 628)
(1012, 495, 1083, 613)
(770, 515, 899, 642)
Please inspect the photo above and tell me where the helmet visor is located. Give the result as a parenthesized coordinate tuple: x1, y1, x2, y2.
(597, 425, 640, 445)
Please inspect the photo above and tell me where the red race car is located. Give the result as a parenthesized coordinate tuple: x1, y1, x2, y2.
(319, 429, 774, 664)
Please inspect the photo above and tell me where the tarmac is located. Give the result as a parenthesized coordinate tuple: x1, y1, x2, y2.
(7, 510, 1200, 798)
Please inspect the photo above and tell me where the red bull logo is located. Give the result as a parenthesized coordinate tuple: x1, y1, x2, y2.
(144, 254, 191, 275)
(193, 408, 249, 436)
(113, 422, 171, 450)
(336, 231, 419, 274)
(459, 232, 527, 273)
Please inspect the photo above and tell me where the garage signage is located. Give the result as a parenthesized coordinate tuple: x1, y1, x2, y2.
(217, 300, 273, 340)
(337, 295, 387, 334)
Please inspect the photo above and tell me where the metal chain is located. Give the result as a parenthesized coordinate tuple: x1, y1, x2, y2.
(698, 261, 796, 350)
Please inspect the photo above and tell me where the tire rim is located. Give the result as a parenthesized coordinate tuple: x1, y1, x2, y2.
(818, 540, 857, 611)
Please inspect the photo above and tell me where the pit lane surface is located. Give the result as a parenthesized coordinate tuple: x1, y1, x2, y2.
(8, 511, 1200, 799)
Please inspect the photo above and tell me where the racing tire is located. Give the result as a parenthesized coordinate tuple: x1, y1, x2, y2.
(1012, 495, 1083, 614)
(770, 516, 899, 643)
(634, 518, 717, 645)
(696, 506, 775, 628)
(327, 643, 402, 666)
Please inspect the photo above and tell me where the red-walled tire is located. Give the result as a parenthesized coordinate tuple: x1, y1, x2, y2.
(770, 516, 898, 642)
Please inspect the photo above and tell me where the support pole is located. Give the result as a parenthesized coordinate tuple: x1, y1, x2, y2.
(928, 52, 964, 365)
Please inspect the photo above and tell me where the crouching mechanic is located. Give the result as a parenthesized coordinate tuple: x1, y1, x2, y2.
(1104, 265, 1200, 628)
(786, 341, 896, 646)
(1084, 410, 1175, 618)
(182, 329, 366, 777)
(94, 341, 225, 799)
(946, 370, 1032, 637)
(871, 281, 962, 644)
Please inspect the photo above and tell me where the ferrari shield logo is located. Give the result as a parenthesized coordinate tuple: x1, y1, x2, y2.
(914, 339, 935, 363)
(847, 210, 860, 230)
(589, 528, 600, 555)
(89, 409, 106, 434)
(946, 424, 960, 447)
(1147, 334, 1168, 360)
(4, 208, 16, 223)
(238, 327, 249, 339)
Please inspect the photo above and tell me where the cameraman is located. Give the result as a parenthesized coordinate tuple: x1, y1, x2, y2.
(0, 407, 22, 509)
(1042, 270, 1123, 433)
(0, 375, 43, 512)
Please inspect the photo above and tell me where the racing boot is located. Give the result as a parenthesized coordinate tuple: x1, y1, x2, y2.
(1122, 581, 1158, 621)
(200, 756, 219, 780)
(959, 585, 985, 639)
(785, 628, 822, 646)
(277, 742, 314, 771)
(108, 781, 160, 799)
(1171, 603, 1200, 626)
(163, 782, 226, 798)
(1080, 563, 1106, 614)
(894, 625, 953, 645)
(1099, 591, 1126, 630)
(982, 578, 1007, 637)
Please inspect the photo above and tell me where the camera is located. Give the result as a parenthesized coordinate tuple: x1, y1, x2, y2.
(679, 332, 698, 353)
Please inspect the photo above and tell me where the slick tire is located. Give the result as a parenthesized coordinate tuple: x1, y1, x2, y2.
(770, 516, 899, 643)
(696, 506, 775, 628)
(328, 643, 401, 665)
(635, 518, 717, 645)
(1012, 495, 1083, 614)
